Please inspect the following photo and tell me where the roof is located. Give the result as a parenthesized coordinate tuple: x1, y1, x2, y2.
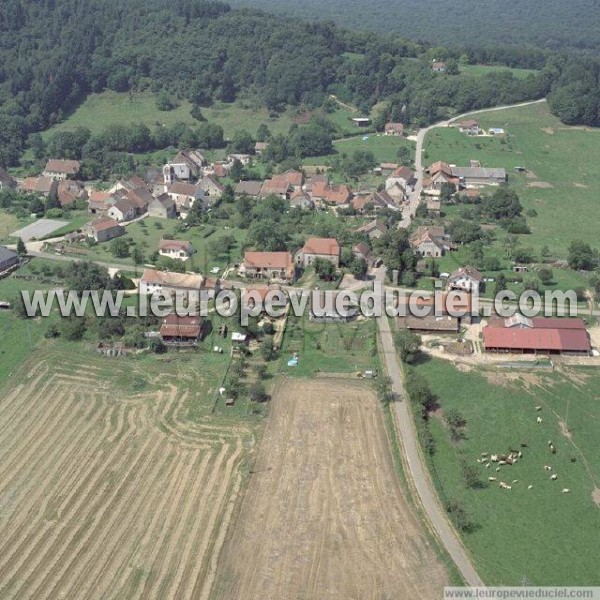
(127, 187, 154, 209)
(168, 182, 200, 197)
(21, 176, 55, 194)
(396, 292, 472, 316)
(140, 268, 203, 290)
(372, 190, 398, 209)
(448, 265, 483, 282)
(119, 176, 147, 192)
(323, 184, 352, 204)
(111, 198, 135, 215)
(450, 167, 507, 180)
(281, 170, 303, 188)
(483, 326, 590, 353)
(254, 142, 269, 151)
(244, 251, 293, 272)
(57, 181, 85, 206)
(44, 159, 80, 175)
(235, 180, 263, 196)
(241, 285, 281, 304)
(89, 217, 122, 233)
(385, 122, 404, 133)
(89, 191, 112, 204)
(302, 237, 340, 257)
(199, 176, 224, 193)
(356, 219, 388, 235)
(160, 314, 202, 339)
(427, 199, 441, 210)
(151, 193, 175, 209)
(354, 242, 371, 259)
(351, 193, 375, 211)
(458, 119, 480, 129)
(428, 161, 453, 176)
(213, 163, 229, 178)
(159, 239, 194, 253)
(0, 245, 18, 264)
(389, 166, 414, 181)
(260, 175, 291, 196)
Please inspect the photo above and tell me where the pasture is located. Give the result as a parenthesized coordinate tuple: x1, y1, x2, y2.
(303, 132, 415, 169)
(424, 102, 600, 256)
(411, 357, 600, 586)
(43, 91, 300, 139)
(213, 378, 450, 599)
(0, 342, 258, 599)
(459, 64, 539, 79)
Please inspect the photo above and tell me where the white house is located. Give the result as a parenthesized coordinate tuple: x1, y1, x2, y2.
(158, 239, 195, 261)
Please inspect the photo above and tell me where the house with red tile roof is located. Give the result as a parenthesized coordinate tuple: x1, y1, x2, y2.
(240, 251, 294, 282)
(296, 237, 340, 268)
(43, 159, 80, 180)
(259, 175, 291, 199)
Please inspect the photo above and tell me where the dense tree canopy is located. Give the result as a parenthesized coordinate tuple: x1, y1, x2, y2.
(0, 0, 598, 167)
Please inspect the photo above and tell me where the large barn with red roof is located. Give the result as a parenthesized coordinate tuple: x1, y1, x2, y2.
(482, 315, 591, 355)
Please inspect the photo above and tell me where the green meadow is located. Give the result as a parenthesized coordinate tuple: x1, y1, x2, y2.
(424, 102, 600, 256)
(411, 358, 600, 586)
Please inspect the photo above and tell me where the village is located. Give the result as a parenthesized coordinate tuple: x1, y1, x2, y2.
(0, 112, 597, 362)
(2, 1, 600, 595)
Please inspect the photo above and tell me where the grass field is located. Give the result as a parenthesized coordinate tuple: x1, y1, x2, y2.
(43, 91, 300, 139)
(459, 64, 538, 79)
(410, 358, 600, 586)
(0, 338, 260, 599)
(278, 314, 380, 377)
(50, 218, 248, 273)
(213, 377, 450, 599)
(424, 102, 600, 256)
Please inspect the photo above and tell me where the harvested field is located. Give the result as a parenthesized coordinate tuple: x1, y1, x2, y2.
(213, 378, 449, 600)
(0, 355, 250, 600)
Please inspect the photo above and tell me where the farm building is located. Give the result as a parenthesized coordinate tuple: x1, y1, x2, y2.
(159, 314, 208, 345)
(396, 291, 474, 331)
(84, 217, 125, 243)
(309, 290, 359, 323)
(483, 316, 591, 355)
(0, 246, 19, 273)
(352, 117, 371, 127)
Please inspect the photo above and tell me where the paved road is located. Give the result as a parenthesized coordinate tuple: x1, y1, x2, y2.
(377, 310, 484, 586)
(399, 98, 547, 228)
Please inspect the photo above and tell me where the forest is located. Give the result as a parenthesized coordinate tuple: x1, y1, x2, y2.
(227, 0, 600, 54)
(0, 0, 598, 168)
